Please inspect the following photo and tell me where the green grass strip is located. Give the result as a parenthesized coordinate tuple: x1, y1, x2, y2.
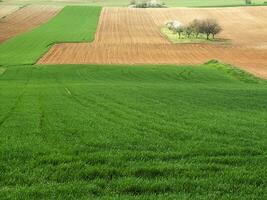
(0, 6, 102, 66)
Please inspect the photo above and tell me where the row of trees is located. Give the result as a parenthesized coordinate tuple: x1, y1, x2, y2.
(167, 19, 222, 40)
(129, 0, 166, 8)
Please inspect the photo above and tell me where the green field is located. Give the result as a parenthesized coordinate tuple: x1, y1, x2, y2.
(2, 0, 267, 7)
(1, 62, 267, 199)
(1, 3, 267, 199)
(0, 6, 101, 66)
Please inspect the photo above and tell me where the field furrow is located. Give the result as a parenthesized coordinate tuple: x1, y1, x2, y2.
(0, 5, 20, 18)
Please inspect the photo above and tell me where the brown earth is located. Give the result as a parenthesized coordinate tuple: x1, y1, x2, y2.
(0, 5, 61, 43)
(38, 7, 267, 79)
(0, 5, 19, 18)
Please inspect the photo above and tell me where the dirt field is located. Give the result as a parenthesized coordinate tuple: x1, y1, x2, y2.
(0, 5, 20, 18)
(38, 7, 267, 78)
(0, 5, 61, 43)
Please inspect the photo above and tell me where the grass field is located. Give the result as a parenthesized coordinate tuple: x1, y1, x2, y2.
(1, 61, 267, 199)
(2, 0, 267, 7)
(0, 6, 101, 65)
(1, 2, 267, 199)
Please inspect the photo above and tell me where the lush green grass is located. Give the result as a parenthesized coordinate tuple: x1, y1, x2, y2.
(0, 3, 266, 199)
(0, 62, 267, 199)
(0, 6, 101, 66)
(2, 0, 267, 7)
(161, 27, 230, 44)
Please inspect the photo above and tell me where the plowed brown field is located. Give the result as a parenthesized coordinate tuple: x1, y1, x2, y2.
(0, 5, 19, 18)
(38, 7, 267, 78)
(0, 5, 61, 43)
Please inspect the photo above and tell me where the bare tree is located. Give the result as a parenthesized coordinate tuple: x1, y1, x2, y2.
(211, 23, 222, 39)
(189, 19, 202, 38)
(185, 25, 193, 38)
(175, 26, 184, 38)
(200, 19, 222, 40)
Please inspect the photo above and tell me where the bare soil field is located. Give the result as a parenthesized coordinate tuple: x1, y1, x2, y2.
(0, 5, 61, 43)
(0, 5, 19, 18)
(38, 7, 267, 78)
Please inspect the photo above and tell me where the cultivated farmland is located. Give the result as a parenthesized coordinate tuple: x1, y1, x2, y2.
(0, 5, 61, 43)
(38, 7, 267, 78)
(0, 6, 101, 65)
(0, 5, 19, 18)
(0, 2, 267, 199)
